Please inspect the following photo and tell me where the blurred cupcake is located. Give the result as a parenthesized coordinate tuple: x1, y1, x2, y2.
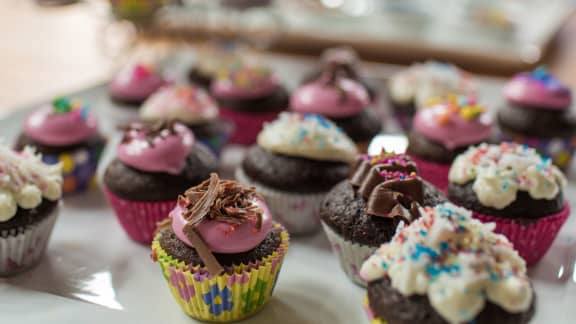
(109, 62, 168, 106)
(386, 61, 476, 130)
(236, 113, 357, 235)
(0, 145, 62, 276)
(15, 97, 105, 194)
(319, 151, 446, 286)
(448, 143, 569, 265)
(211, 65, 289, 145)
(498, 67, 576, 170)
(291, 63, 382, 152)
(361, 202, 535, 324)
(140, 84, 232, 155)
(406, 95, 493, 191)
(188, 46, 243, 89)
(103, 121, 218, 244)
(151, 173, 289, 322)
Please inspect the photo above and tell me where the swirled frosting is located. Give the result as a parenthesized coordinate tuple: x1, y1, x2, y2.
(449, 143, 566, 209)
(109, 62, 167, 101)
(211, 65, 279, 99)
(413, 95, 492, 149)
(117, 122, 195, 175)
(257, 112, 358, 163)
(140, 84, 219, 125)
(361, 202, 533, 324)
(388, 61, 476, 108)
(504, 67, 572, 110)
(24, 97, 99, 146)
(0, 146, 63, 222)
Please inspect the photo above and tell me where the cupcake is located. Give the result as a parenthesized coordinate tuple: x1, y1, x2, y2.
(498, 67, 576, 170)
(448, 142, 570, 265)
(361, 202, 535, 324)
(319, 151, 446, 286)
(211, 65, 289, 145)
(386, 61, 476, 130)
(406, 95, 493, 191)
(291, 63, 382, 152)
(109, 62, 167, 106)
(0, 145, 62, 276)
(302, 47, 377, 103)
(103, 121, 218, 244)
(188, 46, 243, 89)
(140, 84, 232, 155)
(151, 173, 289, 322)
(15, 97, 106, 194)
(236, 112, 357, 235)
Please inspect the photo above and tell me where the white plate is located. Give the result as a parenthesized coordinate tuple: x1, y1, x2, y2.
(0, 57, 575, 323)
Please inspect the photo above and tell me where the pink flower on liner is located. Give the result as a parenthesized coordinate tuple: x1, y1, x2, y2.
(169, 267, 196, 302)
(227, 272, 250, 286)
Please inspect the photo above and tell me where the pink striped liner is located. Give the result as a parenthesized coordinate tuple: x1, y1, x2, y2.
(409, 155, 451, 192)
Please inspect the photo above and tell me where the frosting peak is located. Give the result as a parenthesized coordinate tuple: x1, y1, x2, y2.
(361, 202, 533, 324)
(24, 97, 99, 146)
(211, 65, 279, 99)
(257, 112, 358, 163)
(504, 67, 572, 109)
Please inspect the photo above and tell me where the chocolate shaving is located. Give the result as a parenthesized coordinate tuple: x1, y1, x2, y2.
(119, 120, 179, 146)
(184, 226, 224, 276)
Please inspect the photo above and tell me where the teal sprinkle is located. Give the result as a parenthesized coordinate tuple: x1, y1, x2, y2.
(412, 244, 438, 261)
(489, 272, 501, 282)
(381, 261, 388, 270)
(80, 105, 89, 120)
(502, 181, 509, 190)
(420, 229, 428, 236)
(53, 97, 71, 113)
(439, 241, 449, 251)
(532, 66, 549, 80)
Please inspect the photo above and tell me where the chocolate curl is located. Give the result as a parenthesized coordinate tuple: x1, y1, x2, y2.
(184, 226, 224, 276)
(365, 178, 424, 224)
(382, 178, 423, 205)
(358, 165, 386, 199)
(350, 158, 371, 187)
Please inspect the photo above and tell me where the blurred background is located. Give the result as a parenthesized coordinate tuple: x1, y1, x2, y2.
(1, 0, 576, 115)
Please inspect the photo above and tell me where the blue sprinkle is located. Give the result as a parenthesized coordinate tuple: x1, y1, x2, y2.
(420, 229, 427, 236)
(412, 244, 438, 261)
(489, 272, 500, 282)
(381, 262, 388, 270)
(439, 241, 449, 251)
(502, 181, 509, 190)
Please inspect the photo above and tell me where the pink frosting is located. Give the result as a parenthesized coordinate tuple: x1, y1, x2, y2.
(109, 63, 167, 101)
(290, 78, 368, 118)
(117, 123, 194, 174)
(504, 70, 572, 110)
(24, 100, 98, 146)
(211, 67, 279, 99)
(170, 198, 273, 254)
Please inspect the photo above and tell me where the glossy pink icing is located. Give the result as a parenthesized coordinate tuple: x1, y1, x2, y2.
(117, 123, 194, 174)
(211, 67, 279, 99)
(290, 78, 368, 118)
(170, 198, 273, 254)
(109, 63, 167, 101)
(24, 102, 98, 146)
(504, 70, 572, 110)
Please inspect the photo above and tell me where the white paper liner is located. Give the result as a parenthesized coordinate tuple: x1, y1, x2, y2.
(321, 221, 377, 287)
(0, 204, 60, 276)
(235, 167, 327, 236)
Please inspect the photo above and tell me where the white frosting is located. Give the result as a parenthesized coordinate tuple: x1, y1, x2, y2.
(0, 146, 63, 222)
(257, 112, 358, 163)
(388, 61, 476, 108)
(449, 143, 566, 209)
(140, 85, 218, 125)
(361, 203, 533, 324)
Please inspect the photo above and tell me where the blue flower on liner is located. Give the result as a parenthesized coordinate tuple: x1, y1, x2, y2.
(203, 284, 234, 316)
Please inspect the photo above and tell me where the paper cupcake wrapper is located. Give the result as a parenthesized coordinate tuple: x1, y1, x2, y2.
(235, 167, 327, 236)
(321, 222, 376, 287)
(472, 203, 570, 266)
(103, 187, 176, 244)
(409, 155, 451, 192)
(363, 295, 388, 324)
(151, 223, 289, 322)
(0, 204, 60, 276)
(219, 108, 281, 146)
(498, 130, 576, 171)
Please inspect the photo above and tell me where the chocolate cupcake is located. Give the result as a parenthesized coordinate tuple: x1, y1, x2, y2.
(109, 62, 168, 106)
(448, 143, 569, 265)
(361, 202, 535, 324)
(15, 97, 106, 194)
(406, 95, 493, 191)
(291, 63, 382, 152)
(211, 65, 289, 145)
(151, 173, 289, 322)
(0, 145, 63, 276)
(319, 151, 446, 286)
(236, 112, 358, 235)
(498, 67, 576, 170)
(386, 61, 476, 130)
(103, 121, 218, 244)
(140, 84, 232, 155)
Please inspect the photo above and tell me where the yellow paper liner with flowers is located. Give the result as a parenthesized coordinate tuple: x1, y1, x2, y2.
(151, 223, 289, 322)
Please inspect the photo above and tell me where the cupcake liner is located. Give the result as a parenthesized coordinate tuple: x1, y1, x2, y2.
(472, 203, 570, 266)
(219, 108, 281, 146)
(0, 204, 60, 276)
(499, 129, 576, 171)
(103, 187, 176, 244)
(235, 167, 326, 236)
(363, 295, 388, 324)
(151, 223, 289, 322)
(409, 155, 451, 192)
(321, 222, 376, 286)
